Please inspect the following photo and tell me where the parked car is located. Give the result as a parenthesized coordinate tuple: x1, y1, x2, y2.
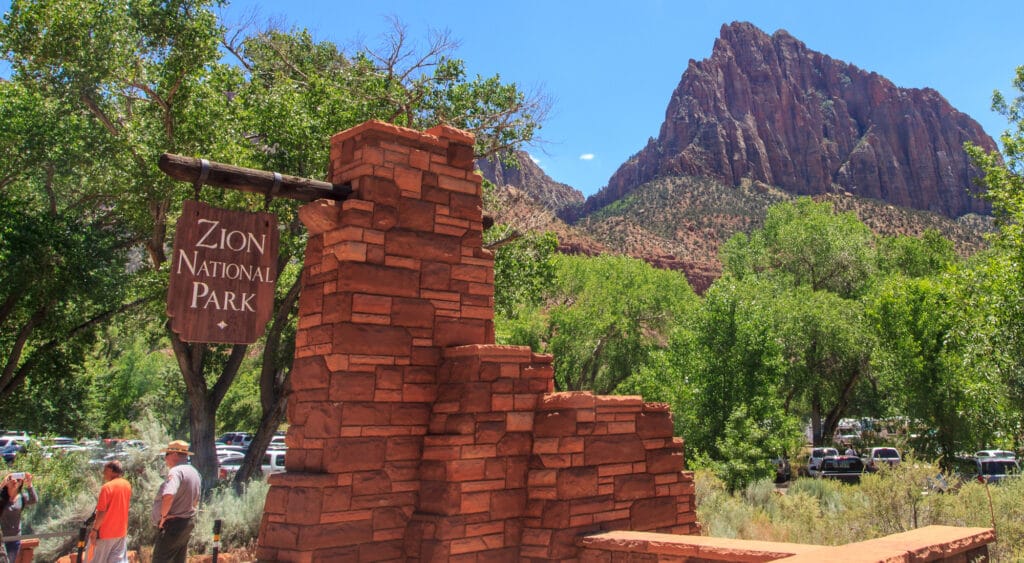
(0, 443, 26, 464)
(218, 432, 253, 448)
(975, 449, 1016, 459)
(268, 435, 287, 450)
(217, 449, 245, 463)
(976, 457, 1020, 484)
(807, 447, 839, 472)
(218, 449, 287, 480)
(771, 456, 791, 483)
(263, 450, 286, 474)
(809, 455, 866, 483)
(867, 447, 901, 470)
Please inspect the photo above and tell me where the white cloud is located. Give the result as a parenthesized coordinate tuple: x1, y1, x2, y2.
(579, 153, 595, 161)
(528, 153, 541, 165)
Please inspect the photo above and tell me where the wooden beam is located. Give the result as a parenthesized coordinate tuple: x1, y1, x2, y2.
(158, 153, 352, 202)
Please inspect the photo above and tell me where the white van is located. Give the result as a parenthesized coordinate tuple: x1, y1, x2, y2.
(262, 450, 286, 474)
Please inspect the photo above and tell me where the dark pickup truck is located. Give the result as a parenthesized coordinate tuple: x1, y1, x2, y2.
(808, 455, 866, 483)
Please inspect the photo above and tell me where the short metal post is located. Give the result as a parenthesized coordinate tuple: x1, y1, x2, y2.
(75, 526, 87, 562)
(212, 519, 222, 563)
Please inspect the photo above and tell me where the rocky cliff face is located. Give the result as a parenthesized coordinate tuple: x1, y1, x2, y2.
(591, 21, 998, 219)
(477, 151, 584, 214)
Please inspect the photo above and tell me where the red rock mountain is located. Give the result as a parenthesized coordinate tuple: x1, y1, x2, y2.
(587, 21, 998, 220)
(477, 151, 584, 213)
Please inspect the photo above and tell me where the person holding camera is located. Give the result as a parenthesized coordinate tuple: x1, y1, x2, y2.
(1, 472, 37, 562)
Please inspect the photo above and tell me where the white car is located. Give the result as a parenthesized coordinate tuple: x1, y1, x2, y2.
(867, 447, 902, 470)
(263, 450, 286, 474)
(975, 449, 1016, 459)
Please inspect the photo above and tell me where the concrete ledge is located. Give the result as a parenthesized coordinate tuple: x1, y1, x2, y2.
(578, 531, 822, 561)
(776, 526, 994, 562)
(580, 526, 994, 562)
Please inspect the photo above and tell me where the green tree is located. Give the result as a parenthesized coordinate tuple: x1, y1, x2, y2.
(1, 2, 548, 486)
(717, 199, 877, 445)
(867, 274, 1003, 464)
(877, 230, 957, 278)
(503, 254, 696, 394)
(966, 66, 1024, 447)
(722, 197, 876, 298)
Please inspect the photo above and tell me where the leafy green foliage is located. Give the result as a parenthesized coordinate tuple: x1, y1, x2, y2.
(489, 227, 558, 319)
(722, 197, 876, 298)
(504, 254, 697, 394)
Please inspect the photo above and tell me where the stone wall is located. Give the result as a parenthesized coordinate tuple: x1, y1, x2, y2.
(255, 121, 697, 562)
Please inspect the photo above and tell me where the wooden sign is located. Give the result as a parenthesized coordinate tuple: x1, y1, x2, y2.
(167, 201, 278, 344)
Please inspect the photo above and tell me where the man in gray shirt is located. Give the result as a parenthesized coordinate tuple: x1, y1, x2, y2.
(151, 440, 201, 563)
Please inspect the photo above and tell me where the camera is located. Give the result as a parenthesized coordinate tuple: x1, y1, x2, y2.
(9, 472, 24, 480)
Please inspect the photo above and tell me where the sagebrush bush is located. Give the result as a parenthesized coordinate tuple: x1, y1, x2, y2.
(694, 465, 1024, 560)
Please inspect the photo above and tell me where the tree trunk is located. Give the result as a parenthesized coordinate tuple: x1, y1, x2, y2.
(232, 271, 300, 487)
(811, 393, 823, 446)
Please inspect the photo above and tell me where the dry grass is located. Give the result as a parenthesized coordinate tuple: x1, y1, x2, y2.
(695, 461, 1024, 560)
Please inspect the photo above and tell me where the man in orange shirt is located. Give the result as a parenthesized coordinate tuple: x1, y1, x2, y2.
(88, 460, 132, 563)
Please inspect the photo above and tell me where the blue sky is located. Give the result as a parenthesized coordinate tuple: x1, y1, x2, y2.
(4, 1, 1022, 196)
(216, 0, 1023, 196)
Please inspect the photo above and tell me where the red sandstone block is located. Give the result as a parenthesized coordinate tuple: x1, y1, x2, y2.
(383, 255, 421, 271)
(614, 474, 657, 501)
(461, 305, 493, 320)
(351, 312, 389, 325)
(462, 444, 497, 459)
(291, 356, 330, 390)
(605, 421, 637, 434)
(507, 394, 536, 412)
(352, 293, 392, 314)
(462, 479, 507, 493)
(559, 436, 585, 453)
(298, 519, 374, 551)
(541, 392, 596, 410)
(654, 473, 680, 485)
(496, 432, 532, 456)
(449, 459, 487, 481)
(452, 264, 489, 283)
(353, 470, 391, 495)
(491, 393, 515, 411)
(323, 437, 386, 472)
(628, 497, 678, 531)
(466, 520, 506, 538)
(350, 490, 417, 511)
(366, 244, 386, 264)
(373, 390, 403, 402)
(296, 313, 322, 330)
(584, 435, 646, 465)
(460, 491, 491, 514)
(534, 410, 578, 437)
(647, 449, 684, 473)
(557, 467, 599, 499)
(597, 463, 636, 477)
(476, 420, 505, 443)
(571, 496, 615, 516)
(435, 223, 468, 237)
(533, 453, 572, 468)
(336, 262, 420, 297)
(330, 240, 367, 262)
(529, 469, 557, 488)
(506, 412, 534, 432)
(569, 514, 595, 528)
(349, 354, 397, 367)
(435, 318, 488, 348)
(532, 437, 561, 454)
(410, 148, 430, 169)
(260, 522, 299, 550)
(303, 403, 344, 438)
